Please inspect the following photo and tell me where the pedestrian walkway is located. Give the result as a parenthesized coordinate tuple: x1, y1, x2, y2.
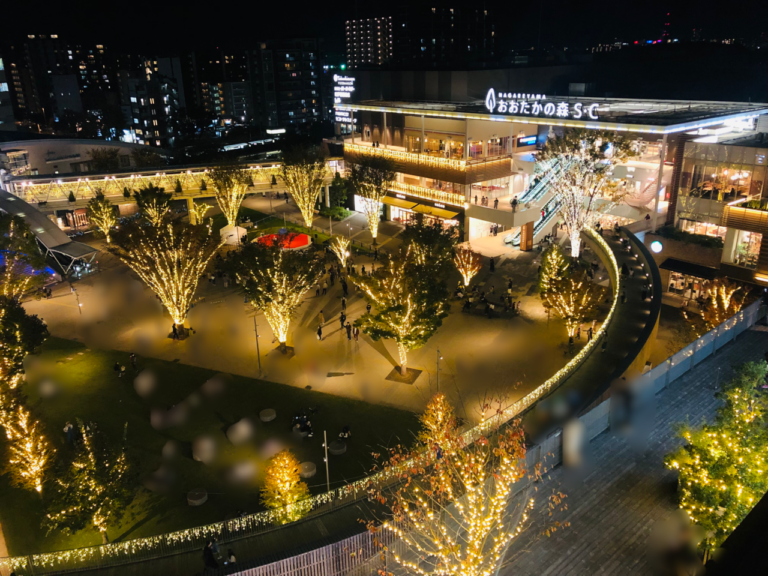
(502, 327, 768, 576)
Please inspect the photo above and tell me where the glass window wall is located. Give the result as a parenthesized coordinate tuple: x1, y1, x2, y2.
(725, 230, 762, 269)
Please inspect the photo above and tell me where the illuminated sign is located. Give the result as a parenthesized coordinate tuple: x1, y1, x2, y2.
(484, 88, 599, 120)
(334, 75, 356, 124)
(334, 109, 356, 124)
(396, 194, 406, 199)
(516, 135, 537, 146)
(435, 202, 446, 208)
(266, 128, 286, 134)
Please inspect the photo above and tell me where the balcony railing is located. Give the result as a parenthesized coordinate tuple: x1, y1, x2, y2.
(345, 142, 466, 170)
(388, 181, 465, 207)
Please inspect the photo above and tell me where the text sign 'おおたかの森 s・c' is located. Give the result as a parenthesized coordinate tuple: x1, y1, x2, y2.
(484, 88, 599, 120)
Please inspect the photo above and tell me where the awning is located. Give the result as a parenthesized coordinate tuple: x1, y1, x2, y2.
(659, 258, 720, 280)
(381, 196, 418, 210)
(412, 205, 460, 220)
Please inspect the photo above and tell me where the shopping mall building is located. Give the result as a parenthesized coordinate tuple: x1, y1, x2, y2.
(334, 71, 768, 285)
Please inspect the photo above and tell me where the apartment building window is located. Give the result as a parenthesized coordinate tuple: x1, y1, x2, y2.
(149, 98, 155, 104)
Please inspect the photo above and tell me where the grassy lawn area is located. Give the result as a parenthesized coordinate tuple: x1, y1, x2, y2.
(0, 337, 419, 556)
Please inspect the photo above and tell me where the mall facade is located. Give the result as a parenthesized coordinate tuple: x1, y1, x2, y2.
(335, 75, 768, 283)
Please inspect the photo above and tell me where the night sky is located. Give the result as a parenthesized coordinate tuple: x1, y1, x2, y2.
(5, 0, 766, 55)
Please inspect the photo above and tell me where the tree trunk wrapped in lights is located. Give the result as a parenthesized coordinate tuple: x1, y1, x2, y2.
(209, 165, 251, 227)
(0, 214, 48, 300)
(542, 270, 605, 338)
(86, 192, 118, 243)
(370, 397, 568, 576)
(348, 156, 396, 243)
(702, 278, 749, 331)
(133, 185, 173, 226)
(261, 449, 310, 524)
(0, 296, 48, 389)
(538, 129, 635, 258)
(329, 235, 351, 268)
(666, 361, 768, 553)
(225, 234, 322, 352)
(188, 201, 212, 225)
(109, 221, 222, 328)
(44, 420, 138, 544)
(352, 246, 449, 375)
(280, 146, 329, 228)
(453, 247, 482, 288)
(5, 404, 54, 493)
(538, 244, 570, 296)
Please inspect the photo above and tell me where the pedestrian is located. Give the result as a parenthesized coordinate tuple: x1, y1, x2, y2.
(341, 297, 346, 312)
(353, 326, 360, 342)
(576, 325, 581, 340)
(322, 281, 328, 296)
(351, 265, 356, 275)
(373, 248, 379, 261)
(587, 327, 593, 342)
(340, 312, 346, 329)
(63, 422, 75, 445)
(203, 541, 218, 570)
(621, 290, 627, 304)
(227, 549, 236, 564)
(317, 325, 323, 341)
(342, 282, 349, 297)
(490, 258, 495, 273)
(172, 324, 179, 340)
(319, 310, 325, 325)
(316, 286, 320, 297)
(361, 265, 366, 275)
(366, 303, 372, 314)
(330, 273, 335, 287)
(494, 198, 499, 209)
(474, 195, 478, 204)
(345, 322, 352, 340)
(517, 300, 522, 311)
(130, 353, 137, 371)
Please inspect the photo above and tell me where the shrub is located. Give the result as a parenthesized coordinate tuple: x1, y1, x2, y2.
(653, 226, 724, 249)
(319, 206, 352, 221)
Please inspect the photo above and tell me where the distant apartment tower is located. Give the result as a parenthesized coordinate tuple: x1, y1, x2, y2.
(346, 17, 393, 68)
(119, 72, 179, 147)
(0, 57, 15, 131)
(223, 81, 253, 123)
(201, 82, 225, 119)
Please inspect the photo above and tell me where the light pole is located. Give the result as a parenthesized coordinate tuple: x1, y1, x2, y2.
(346, 223, 351, 239)
(253, 315, 262, 376)
(436, 348, 442, 392)
(323, 431, 330, 492)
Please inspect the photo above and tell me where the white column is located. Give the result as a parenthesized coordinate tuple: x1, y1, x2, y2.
(324, 185, 330, 208)
(351, 111, 355, 143)
(464, 120, 469, 160)
(383, 112, 388, 149)
(651, 134, 668, 232)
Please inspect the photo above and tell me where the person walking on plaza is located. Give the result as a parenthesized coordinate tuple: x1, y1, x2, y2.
(316, 286, 320, 297)
(319, 310, 325, 325)
(353, 326, 360, 342)
(494, 198, 499, 209)
(317, 325, 323, 341)
(342, 281, 349, 297)
(587, 326, 593, 342)
(576, 325, 581, 340)
(322, 281, 328, 296)
(345, 322, 352, 340)
(63, 422, 75, 445)
(172, 324, 179, 340)
(373, 248, 379, 261)
(366, 303, 372, 315)
(340, 312, 346, 329)
(341, 297, 346, 312)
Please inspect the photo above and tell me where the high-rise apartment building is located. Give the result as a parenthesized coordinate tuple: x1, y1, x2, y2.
(118, 71, 180, 147)
(0, 57, 14, 131)
(346, 17, 393, 69)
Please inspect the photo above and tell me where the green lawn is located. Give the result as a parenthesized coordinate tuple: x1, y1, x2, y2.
(0, 337, 419, 556)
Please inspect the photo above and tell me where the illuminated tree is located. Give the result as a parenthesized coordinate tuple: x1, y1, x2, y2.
(665, 362, 768, 553)
(453, 247, 482, 288)
(86, 192, 117, 243)
(400, 218, 457, 275)
(228, 236, 322, 352)
(417, 393, 457, 450)
(0, 296, 48, 389)
(44, 420, 138, 544)
(5, 404, 54, 493)
(539, 129, 635, 257)
(542, 270, 606, 338)
(538, 244, 570, 296)
(280, 146, 329, 227)
(702, 278, 749, 330)
(329, 235, 351, 268)
(372, 399, 568, 576)
(348, 156, 396, 243)
(133, 184, 173, 226)
(188, 201, 212, 225)
(109, 221, 222, 328)
(0, 214, 48, 299)
(209, 165, 251, 227)
(261, 450, 310, 524)
(353, 246, 449, 375)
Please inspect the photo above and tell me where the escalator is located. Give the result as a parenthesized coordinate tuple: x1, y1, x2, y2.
(505, 194, 561, 247)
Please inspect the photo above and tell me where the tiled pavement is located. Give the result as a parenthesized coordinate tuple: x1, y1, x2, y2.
(502, 327, 768, 576)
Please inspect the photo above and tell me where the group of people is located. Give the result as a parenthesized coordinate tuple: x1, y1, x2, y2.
(291, 410, 316, 438)
(473, 195, 500, 209)
(203, 540, 236, 571)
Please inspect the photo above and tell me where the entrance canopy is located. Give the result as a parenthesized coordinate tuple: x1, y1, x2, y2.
(381, 197, 418, 210)
(412, 205, 460, 219)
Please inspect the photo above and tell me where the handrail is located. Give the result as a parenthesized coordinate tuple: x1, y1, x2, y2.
(0, 230, 621, 576)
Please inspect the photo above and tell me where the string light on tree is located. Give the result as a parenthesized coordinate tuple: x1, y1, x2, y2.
(261, 450, 310, 524)
(538, 244, 569, 295)
(453, 247, 482, 288)
(208, 166, 251, 227)
(5, 404, 54, 493)
(86, 192, 118, 243)
(133, 185, 173, 227)
(280, 146, 329, 227)
(702, 278, 749, 331)
(329, 235, 352, 268)
(108, 221, 222, 329)
(348, 156, 396, 243)
(188, 202, 212, 226)
(542, 269, 606, 338)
